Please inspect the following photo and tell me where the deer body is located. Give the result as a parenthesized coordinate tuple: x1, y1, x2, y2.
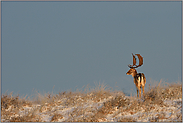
(126, 54, 146, 98)
(126, 68, 146, 98)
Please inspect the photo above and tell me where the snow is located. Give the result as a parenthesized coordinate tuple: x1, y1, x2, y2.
(1, 95, 182, 122)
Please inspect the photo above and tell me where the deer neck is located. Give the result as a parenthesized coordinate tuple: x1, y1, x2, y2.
(132, 70, 137, 77)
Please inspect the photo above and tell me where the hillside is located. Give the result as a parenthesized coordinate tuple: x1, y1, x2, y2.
(1, 81, 182, 122)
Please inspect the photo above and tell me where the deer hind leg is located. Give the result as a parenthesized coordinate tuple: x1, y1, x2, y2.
(139, 87, 141, 98)
(136, 89, 139, 97)
(142, 86, 145, 97)
(137, 79, 141, 98)
(141, 76, 146, 97)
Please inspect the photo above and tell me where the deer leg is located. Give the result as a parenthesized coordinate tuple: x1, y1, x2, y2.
(139, 87, 141, 98)
(142, 86, 145, 97)
(136, 89, 139, 97)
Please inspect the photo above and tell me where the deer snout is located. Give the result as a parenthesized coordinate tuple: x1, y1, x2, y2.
(126, 71, 130, 75)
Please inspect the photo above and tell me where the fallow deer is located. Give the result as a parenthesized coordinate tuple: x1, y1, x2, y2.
(126, 53, 146, 98)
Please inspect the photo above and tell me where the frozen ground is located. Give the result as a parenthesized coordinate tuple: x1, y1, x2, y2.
(1, 82, 182, 122)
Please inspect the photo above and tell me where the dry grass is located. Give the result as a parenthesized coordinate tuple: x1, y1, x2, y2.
(123, 80, 182, 113)
(144, 80, 182, 105)
(97, 95, 130, 115)
(50, 113, 63, 122)
(1, 92, 41, 122)
(117, 117, 137, 122)
(8, 108, 41, 122)
(1, 81, 182, 122)
(1, 92, 32, 110)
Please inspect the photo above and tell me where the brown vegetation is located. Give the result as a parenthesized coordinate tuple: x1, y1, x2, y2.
(1, 81, 182, 122)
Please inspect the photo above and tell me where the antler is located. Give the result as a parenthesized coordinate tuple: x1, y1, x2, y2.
(132, 53, 136, 66)
(128, 53, 143, 68)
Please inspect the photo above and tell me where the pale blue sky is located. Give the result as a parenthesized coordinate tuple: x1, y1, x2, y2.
(1, 1, 182, 97)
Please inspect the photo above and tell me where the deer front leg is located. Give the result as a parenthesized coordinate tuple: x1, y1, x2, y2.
(136, 82, 141, 98)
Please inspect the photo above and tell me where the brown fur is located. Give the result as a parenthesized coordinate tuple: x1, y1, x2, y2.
(126, 68, 146, 98)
